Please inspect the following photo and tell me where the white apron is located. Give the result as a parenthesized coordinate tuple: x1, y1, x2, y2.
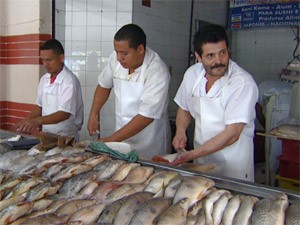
(190, 75, 254, 181)
(113, 67, 170, 159)
(42, 92, 77, 138)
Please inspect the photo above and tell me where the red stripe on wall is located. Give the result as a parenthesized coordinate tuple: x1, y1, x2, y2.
(0, 101, 36, 131)
(0, 34, 51, 65)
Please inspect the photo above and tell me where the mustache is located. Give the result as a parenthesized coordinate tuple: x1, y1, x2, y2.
(210, 64, 225, 69)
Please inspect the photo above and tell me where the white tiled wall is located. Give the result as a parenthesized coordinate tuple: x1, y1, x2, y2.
(231, 27, 297, 85)
(55, 0, 133, 141)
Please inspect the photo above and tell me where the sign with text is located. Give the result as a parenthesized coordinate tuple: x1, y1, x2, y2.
(229, 0, 300, 29)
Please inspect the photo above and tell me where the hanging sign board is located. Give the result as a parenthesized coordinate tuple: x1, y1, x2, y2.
(229, 0, 300, 29)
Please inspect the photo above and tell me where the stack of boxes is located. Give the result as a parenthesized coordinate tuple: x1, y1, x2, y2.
(275, 138, 300, 192)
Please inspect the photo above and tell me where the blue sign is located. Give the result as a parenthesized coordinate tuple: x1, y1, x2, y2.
(229, 0, 300, 29)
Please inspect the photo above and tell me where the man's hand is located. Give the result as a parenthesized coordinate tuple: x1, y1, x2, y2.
(15, 117, 41, 134)
(170, 150, 195, 165)
(172, 131, 187, 151)
(87, 114, 99, 136)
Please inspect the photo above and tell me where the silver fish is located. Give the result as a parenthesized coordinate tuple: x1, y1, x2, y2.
(203, 189, 231, 225)
(0, 201, 34, 225)
(123, 166, 154, 184)
(212, 192, 232, 225)
(105, 183, 145, 204)
(113, 192, 154, 225)
(96, 160, 126, 180)
(129, 197, 172, 225)
(144, 171, 179, 195)
(232, 195, 259, 225)
(68, 203, 106, 225)
(58, 170, 99, 198)
(78, 181, 100, 197)
(16, 213, 67, 225)
(285, 202, 300, 225)
(0, 194, 26, 212)
(222, 194, 244, 225)
(110, 163, 140, 181)
(252, 193, 289, 225)
(83, 155, 110, 167)
(164, 175, 183, 198)
(90, 180, 123, 203)
(97, 197, 128, 223)
(55, 199, 97, 218)
(26, 181, 62, 201)
(156, 197, 189, 225)
(173, 176, 215, 207)
(51, 163, 92, 182)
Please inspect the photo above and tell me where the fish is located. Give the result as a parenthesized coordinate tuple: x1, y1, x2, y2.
(68, 203, 106, 225)
(26, 181, 62, 201)
(203, 189, 231, 225)
(110, 163, 140, 181)
(90, 180, 123, 202)
(31, 198, 54, 212)
(95, 160, 126, 180)
(4, 177, 45, 199)
(285, 202, 300, 225)
(123, 166, 154, 184)
(156, 197, 189, 225)
(173, 176, 215, 207)
(82, 155, 110, 167)
(164, 175, 183, 198)
(251, 193, 289, 225)
(0, 201, 34, 225)
(144, 171, 179, 195)
(0, 175, 25, 194)
(232, 195, 259, 225)
(222, 194, 244, 225)
(113, 191, 154, 225)
(41, 162, 72, 178)
(129, 197, 172, 225)
(105, 183, 145, 204)
(14, 213, 66, 225)
(44, 146, 65, 156)
(212, 192, 232, 225)
(97, 197, 128, 224)
(0, 195, 27, 212)
(55, 199, 97, 218)
(51, 163, 92, 182)
(58, 170, 99, 198)
(78, 181, 100, 197)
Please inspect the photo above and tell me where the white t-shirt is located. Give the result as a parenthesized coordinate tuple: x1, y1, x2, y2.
(174, 59, 259, 137)
(98, 47, 170, 119)
(36, 66, 84, 136)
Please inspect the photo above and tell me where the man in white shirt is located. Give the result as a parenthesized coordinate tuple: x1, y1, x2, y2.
(14, 39, 84, 139)
(172, 24, 258, 181)
(88, 24, 171, 159)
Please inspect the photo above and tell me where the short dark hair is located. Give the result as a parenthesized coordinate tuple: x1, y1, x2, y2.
(193, 24, 229, 57)
(114, 24, 146, 49)
(40, 39, 64, 56)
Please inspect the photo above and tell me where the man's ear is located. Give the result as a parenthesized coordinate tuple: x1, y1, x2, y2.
(59, 54, 65, 63)
(137, 44, 145, 55)
(195, 52, 202, 63)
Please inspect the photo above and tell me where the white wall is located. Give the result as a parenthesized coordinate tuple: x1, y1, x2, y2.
(231, 27, 297, 85)
(55, 0, 133, 141)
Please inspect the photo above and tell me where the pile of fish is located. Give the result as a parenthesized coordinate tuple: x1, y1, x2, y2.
(0, 145, 299, 225)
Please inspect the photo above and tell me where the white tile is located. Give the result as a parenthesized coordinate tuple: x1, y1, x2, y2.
(55, 25, 65, 41)
(72, 12, 86, 26)
(65, 11, 72, 25)
(102, 0, 117, 11)
(100, 100, 115, 116)
(71, 41, 87, 56)
(72, 26, 87, 41)
(64, 41, 72, 57)
(101, 26, 116, 42)
(65, 26, 72, 40)
(66, 0, 72, 11)
(87, 42, 101, 54)
(86, 71, 100, 85)
(55, 0, 66, 11)
(76, 70, 86, 86)
(117, 12, 132, 26)
(100, 114, 115, 130)
(56, 10, 66, 26)
(73, 0, 86, 12)
(102, 42, 114, 57)
(87, 0, 102, 12)
(117, 0, 132, 12)
(87, 11, 102, 26)
(86, 56, 101, 71)
(102, 12, 117, 26)
(87, 26, 101, 41)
